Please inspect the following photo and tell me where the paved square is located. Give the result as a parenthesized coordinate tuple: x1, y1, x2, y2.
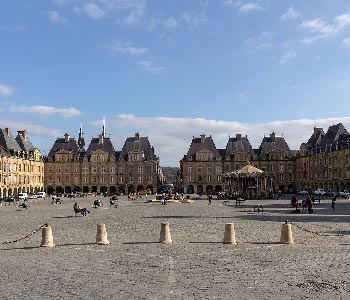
(1, 195, 350, 299)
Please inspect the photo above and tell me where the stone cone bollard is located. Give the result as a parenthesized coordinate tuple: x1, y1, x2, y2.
(41, 224, 55, 248)
(223, 223, 237, 244)
(280, 220, 294, 244)
(96, 224, 110, 245)
(159, 222, 172, 244)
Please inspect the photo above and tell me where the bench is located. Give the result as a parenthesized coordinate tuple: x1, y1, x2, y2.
(236, 198, 246, 206)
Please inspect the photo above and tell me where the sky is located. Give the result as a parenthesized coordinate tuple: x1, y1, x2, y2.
(1, 0, 350, 166)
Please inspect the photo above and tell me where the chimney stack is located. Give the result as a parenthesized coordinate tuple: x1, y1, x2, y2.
(270, 132, 276, 142)
(98, 133, 104, 144)
(64, 133, 70, 143)
(4, 128, 10, 137)
(236, 133, 241, 141)
(18, 130, 28, 141)
(200, 134, 206, 143)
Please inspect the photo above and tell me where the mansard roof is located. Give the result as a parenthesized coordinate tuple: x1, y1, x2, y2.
(305, 127, 325, 149)
(258, 132, 291, 157)
(225, 134, 254, 156)
(0, 128, 22, 153)
(322, 123, 349, 146)
(120, 133, 156, 160)
(47, 137, 80, 158)
(85, 136, 115, 159)
(15, 132, 35, 152)
(186, 134, 220, 158)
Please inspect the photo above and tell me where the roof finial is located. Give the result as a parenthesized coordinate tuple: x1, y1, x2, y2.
(102, 116, 106, 137)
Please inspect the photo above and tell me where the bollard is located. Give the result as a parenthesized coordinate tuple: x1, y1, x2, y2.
(159, 222, 172, 244)
(280, 220, 294, 244)
(223, 223, 237, 244)
(96, 223, 110, 245)
(41, 224, 55, 247)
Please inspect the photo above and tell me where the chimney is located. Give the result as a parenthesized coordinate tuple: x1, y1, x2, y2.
(99, 133, 104, 144)
(18, 130, 28, 141)
(200, 134, 206, 143)
(135, 132, 140, 141)
(64, 133, 70, 143)
(236, 133, 241, 141)
(5, 128, 10, 137)
(270, 132, 276, 142)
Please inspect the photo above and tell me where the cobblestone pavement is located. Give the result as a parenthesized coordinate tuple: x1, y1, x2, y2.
(1, 195, 350, 300)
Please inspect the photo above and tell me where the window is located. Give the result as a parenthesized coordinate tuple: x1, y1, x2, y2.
(84, 176, 88, 183)
(280, 174, 284, 181)
(92, 156, 97, 162)
(207, 166, 211, 172)
(188, 167, 192, 173)
(75, 176, 79, 183)
(148, 166, 152, 173)
(188, 175, 192, 183)
(110, 167, 115, 173)
(280, 164, 284, 172)
(148, 175, 153, 182)
(83, 166, 88, 173)
(129, 166, 134, 173)
(101, 166, 106, 173)
(110, 176, 115, 183)
(217, 175, 222, 182)
(92, 166, 97, 173)
(92, 176, 97, 183)
(119, 166, 124, 173)
(120, 176, 124, 183)
(138, 175, 143, 183)
(129, 175, 133, 183)
(198, 175, 202, 182)
(57, 176, 61, 183)
(75, 167, 79, 173)
(138, 166, 143, 173)
(197, 166, 202, 172)
(57, 166, 61, 173)
(216, 166, 221, 173)
(208, 175, 211, 182)
(101, 176, 106, 183)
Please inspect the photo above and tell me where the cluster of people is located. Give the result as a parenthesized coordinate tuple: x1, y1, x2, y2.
(93, 199, 102, 208)
(51, 196, 62, 204)
(291, 194, 314, 214)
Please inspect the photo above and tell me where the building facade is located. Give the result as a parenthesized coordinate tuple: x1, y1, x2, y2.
(0, 128, 44, 197)
(296, 123, 350, 191)
(180, 132, 297, 195)
(44, 127, 161, 195)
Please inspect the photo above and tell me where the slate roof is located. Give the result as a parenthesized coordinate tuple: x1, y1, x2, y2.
(0, 128, 22, 153)
(47, 138, 80, 158)
(225, 136, 254, 157)
(85, 137, 115, 159)
(120, 135, 156, 161)
(305, 127, 325, 149)
(186, 135, 221, 158)
(322, 123, 349, 147)
(258, 134, 292, 157)
(15, 132, 35, 152)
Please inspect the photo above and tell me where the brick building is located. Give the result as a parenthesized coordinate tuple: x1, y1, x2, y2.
(0, 128, 44, 197)
(44, 126, 161, 195)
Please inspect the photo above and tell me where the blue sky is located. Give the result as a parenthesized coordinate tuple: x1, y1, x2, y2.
(1, 0, 350, 166)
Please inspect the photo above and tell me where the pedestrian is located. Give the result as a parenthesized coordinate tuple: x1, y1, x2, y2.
(306, 195, 313, 214)
(208, 194, 212, 205)
(331, 194, 336, 211)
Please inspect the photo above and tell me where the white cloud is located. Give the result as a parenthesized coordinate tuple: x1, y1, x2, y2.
(102, 42, 148, 55)
(0, 84, 15, 96)
(138, 60, 167, 74)
(239, 2, 264, 14)
(343, 37, 350, 46)
(8, 105, 82, 118)
(94, 114, 350, 166)
(281, 7, 300, 21)
(83, 3, 105, 19)
(301, 13, 350, 44)
(48, 10, 67, 23)
(279, 49, 297, 64)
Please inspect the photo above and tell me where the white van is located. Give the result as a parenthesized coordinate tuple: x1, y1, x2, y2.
(18, 193, 28, 200)
(36, 192, 46, 198)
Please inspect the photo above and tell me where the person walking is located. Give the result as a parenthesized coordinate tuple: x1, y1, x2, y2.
(208, 194, 212, 205)
(331, 194, 336, 212)
(306, 195, 313, 214)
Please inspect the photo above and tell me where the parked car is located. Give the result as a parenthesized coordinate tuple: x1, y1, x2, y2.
(297, 190, 309, 195)
(139, 189, 152, 195)
(36, 192, 46, 198)
(28, 194, 38, 199)
(326, 190, 339, 197)
(5, 196, 16, 202)
(313, 189, 326, 196)
(338, 190, 350, 198)
(18, 192, 28, 200)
